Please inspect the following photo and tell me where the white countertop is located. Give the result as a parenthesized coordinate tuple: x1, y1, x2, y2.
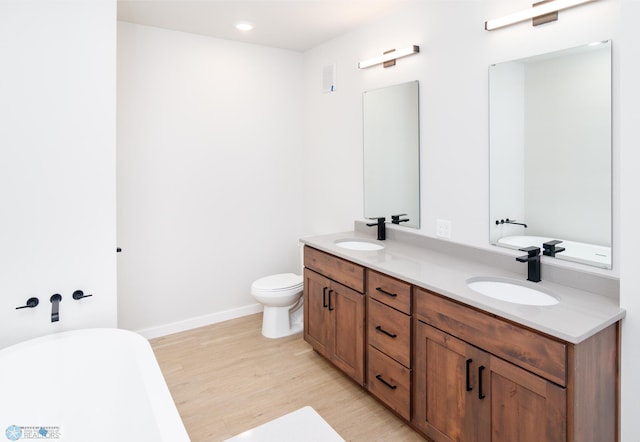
(300, 230, 625, 344)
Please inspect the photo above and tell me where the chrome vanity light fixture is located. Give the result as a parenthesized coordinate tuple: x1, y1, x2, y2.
(484, 0, 599, 31)
(358, 45, 419, 69)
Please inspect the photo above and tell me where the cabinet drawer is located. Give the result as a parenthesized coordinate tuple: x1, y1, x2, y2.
(367, 270, 412, 314)
(415, 287, 567, 386)
(368, 298, 411, 367)
(367, 345, 411, 421)
(304, 246, 365, 293)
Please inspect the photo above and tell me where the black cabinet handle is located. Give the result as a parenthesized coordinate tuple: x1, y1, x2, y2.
(375, 325, 397, 338)
(478, 365, 486, 399)
(322, 287, 328, 308)
(375, 374, 397, 390)
(466, 359, 473, 392)
(328, 289, 334, 311)
(375, 287, 397, 297)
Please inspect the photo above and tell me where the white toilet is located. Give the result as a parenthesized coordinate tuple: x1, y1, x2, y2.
(251, 272, 304, 339)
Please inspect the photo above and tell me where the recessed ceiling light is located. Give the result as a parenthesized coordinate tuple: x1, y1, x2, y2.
(235, 22, 254, 32)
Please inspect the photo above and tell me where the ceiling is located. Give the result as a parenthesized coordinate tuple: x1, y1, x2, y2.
(117, 0, 414, 52)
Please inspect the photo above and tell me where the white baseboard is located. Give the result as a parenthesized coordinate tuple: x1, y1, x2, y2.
(136, 303, 264, 340)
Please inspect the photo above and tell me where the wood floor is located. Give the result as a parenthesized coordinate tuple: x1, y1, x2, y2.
(150, 313, 425, 441)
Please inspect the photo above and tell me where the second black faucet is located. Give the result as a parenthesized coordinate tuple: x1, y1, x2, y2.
(516, 246, 541, 282)
(367, 217, 386, 240)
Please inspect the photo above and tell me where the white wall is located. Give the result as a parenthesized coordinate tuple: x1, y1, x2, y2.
(619, 1, 640, 441)
(116, 23, 305, 336)
(0, 0, 117, 349)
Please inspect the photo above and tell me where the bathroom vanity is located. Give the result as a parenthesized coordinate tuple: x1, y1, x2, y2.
(301, 225, 624, 442)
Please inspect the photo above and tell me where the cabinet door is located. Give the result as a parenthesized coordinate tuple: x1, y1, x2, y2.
(303, 269, 331, 359)
(413, 321, 490, 442)
(489, 356, 566, 442)
(330, 281, 365, 385)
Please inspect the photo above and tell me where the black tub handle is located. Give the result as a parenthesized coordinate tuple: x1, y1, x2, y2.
(16, 297, 39, 309)
(72, 290, 93, 300)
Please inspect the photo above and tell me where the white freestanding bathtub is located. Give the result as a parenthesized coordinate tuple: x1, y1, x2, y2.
(0, 328, 190, 442)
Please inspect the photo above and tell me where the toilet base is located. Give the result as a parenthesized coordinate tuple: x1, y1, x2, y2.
(261, 305, 303, 339)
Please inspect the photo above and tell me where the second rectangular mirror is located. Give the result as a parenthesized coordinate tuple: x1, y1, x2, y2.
(489, 41, 611, 269)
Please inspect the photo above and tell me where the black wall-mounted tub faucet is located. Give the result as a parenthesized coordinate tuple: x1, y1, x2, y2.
(367, 217, 386, 240)
(516, 246, 541, 282)
(50, 294, 62, 322)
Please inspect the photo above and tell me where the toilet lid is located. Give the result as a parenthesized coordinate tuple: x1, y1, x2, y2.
(252, 273, 303, 291)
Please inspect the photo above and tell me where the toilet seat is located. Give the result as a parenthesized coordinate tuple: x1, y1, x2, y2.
(251, 273, 303, 296)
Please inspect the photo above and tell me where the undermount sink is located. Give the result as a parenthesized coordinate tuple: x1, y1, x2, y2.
(334, 239, 385, 251)
(466, 277, 559, 306)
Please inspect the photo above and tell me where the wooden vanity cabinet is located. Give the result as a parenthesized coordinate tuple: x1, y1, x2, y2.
(302, 245, 619, 441)
(366, 270, 413, 420)
(303, 247, 365, 385)
(413, 287, 619, 442)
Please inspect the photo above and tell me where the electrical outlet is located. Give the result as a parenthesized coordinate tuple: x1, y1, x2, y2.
(436, 219, 452, 239)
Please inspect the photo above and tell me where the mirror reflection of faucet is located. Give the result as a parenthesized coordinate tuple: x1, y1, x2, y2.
(496, 218, 527, 228)
(367, 217, 386, 240)
(391, 214, 410, 225)
(543, 240, 565, 257)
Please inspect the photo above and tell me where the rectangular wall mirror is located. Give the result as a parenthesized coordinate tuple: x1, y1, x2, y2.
(363, 80, 420, 228)
(489, 41, 612, 269)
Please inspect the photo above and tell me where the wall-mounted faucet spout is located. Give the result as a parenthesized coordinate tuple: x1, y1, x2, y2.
(367, 217, 386, 240)
(50, 294, 62, 322)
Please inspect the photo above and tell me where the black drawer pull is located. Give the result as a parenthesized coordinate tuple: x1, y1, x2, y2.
(375, 287, 397, 297)
(322, 287, 328, 308)
(328, 289, 334, 311)
(375, 325, 397, 338)
(478, 365, 486, 399)
(375, 374, 397, 390)
(466, 358, 473, 392)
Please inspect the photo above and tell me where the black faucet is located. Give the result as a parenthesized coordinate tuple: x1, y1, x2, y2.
(391, 214, 410, 225)
(50, 294, 62, 322)
(516, 246, 541, 282)
(543, 240, 565, 257)
(367, 217, 386, 240)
